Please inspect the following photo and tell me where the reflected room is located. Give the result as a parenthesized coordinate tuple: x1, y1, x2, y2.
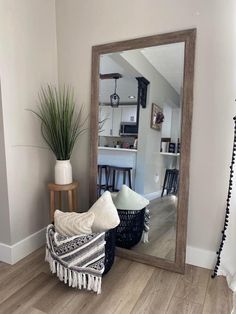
(97, 43, 184, 261)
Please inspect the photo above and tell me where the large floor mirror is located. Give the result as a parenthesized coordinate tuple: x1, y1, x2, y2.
(89, 29, 196, 273)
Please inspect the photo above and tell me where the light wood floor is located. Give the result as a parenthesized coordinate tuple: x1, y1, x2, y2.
(0, 247, 233, 314)
(132, 195, 176, 261)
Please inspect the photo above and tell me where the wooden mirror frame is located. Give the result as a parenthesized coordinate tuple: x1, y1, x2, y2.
(89, 29, 196, 274)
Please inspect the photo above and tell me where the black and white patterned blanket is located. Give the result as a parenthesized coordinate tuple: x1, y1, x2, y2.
(45, 224, 106, 294)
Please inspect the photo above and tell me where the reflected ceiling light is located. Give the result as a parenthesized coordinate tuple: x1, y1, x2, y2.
(128, 95, 136, 99)
(110, 76, 120, 107)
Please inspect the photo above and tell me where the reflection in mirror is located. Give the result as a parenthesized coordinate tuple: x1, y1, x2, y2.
(97, 42, 185, 262)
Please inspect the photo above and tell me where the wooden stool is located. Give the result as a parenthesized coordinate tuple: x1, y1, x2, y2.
(108, 166, 132, 192)
(48, 181, 79, 222)
(97, 164, 109, 197)
(161, 169, 179, 197)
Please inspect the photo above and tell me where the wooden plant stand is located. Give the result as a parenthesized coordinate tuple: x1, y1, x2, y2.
(48, 181, 79, 222)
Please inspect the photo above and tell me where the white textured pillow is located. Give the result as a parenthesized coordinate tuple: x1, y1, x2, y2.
(54, 210, 95, 236)
(112, 185, 149, 210)
(88, 191, 120, 232)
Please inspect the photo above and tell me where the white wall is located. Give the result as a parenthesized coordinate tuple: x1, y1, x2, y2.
(55, 0, 236, 264)
(170, 108, 181, 143)
(120, 50, 179, 195)
(162, 105, 172, 138)
(0, 0, 234, 267)
(0, 82, 11, 245)
(0, 0, 58, 249)
(99, 55, 138, 105)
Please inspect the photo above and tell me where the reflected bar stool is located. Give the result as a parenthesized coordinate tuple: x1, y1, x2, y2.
(108, 166, 132, 192)
(161, 169, 179, 197)
(48, 181, 79, 222)
(97, 165, 109, 197)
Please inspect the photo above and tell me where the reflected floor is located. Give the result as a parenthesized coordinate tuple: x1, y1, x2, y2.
(131, 195, 177, 261)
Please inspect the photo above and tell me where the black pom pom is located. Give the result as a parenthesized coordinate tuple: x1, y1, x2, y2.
(212, 117, 235, 281)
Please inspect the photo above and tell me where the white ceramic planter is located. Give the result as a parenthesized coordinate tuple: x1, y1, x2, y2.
(55, 160, 72, 185)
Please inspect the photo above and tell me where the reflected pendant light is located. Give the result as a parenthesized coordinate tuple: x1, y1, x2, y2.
(110, 77, 120, 107)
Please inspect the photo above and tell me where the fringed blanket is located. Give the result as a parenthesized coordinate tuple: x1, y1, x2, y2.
(142, 207, 150, 243)
(45, 224, 106, 294)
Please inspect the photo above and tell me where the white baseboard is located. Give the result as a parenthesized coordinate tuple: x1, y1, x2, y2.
(0, 227, 46, 265)
(0, 228, 216, 270)
(0, 242, 12, 264)
(144, 190, 163, 201)
(186, 245, 216, 269)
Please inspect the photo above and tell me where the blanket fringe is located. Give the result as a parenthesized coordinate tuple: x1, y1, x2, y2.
(142, 207, 150, 243)
(45, 247, 102, 294)
(142, 231, 149, 243)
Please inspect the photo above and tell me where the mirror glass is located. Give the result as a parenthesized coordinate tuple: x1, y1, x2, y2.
(97, 42, 185, 261)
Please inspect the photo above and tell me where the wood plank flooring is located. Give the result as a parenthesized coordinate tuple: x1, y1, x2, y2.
(0, 247, 233, 314)
(132, 195, 176, 261)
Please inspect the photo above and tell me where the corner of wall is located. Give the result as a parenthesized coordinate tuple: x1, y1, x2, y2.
(0, 80, 11, 246)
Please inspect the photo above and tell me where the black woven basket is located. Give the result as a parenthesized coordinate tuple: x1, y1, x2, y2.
(103, 227, 116, 275)
(116, 208, 145, 249)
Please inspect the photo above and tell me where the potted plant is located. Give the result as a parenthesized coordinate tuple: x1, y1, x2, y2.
(30, 85, 87, 185)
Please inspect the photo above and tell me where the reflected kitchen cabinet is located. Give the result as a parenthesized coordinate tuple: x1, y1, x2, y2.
(121, 106, 137, 123)
(112, 107, 122, 136)
(99, 106, 137, 137)
(99, 106, 122, 136)
(99, 106, 112, 136)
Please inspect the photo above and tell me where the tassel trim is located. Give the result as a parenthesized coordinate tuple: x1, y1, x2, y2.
(142, 207, 150, 243)
(45, 247, 102, 294)
(142, 230, 149, 243)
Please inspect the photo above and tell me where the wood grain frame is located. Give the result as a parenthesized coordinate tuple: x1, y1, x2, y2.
(89, 29, 196, 274)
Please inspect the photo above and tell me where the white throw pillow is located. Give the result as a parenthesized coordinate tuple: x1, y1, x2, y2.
(112, 185, 149, 210)
(88, 191, 120, 232)
(54, 210, 95, 236)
